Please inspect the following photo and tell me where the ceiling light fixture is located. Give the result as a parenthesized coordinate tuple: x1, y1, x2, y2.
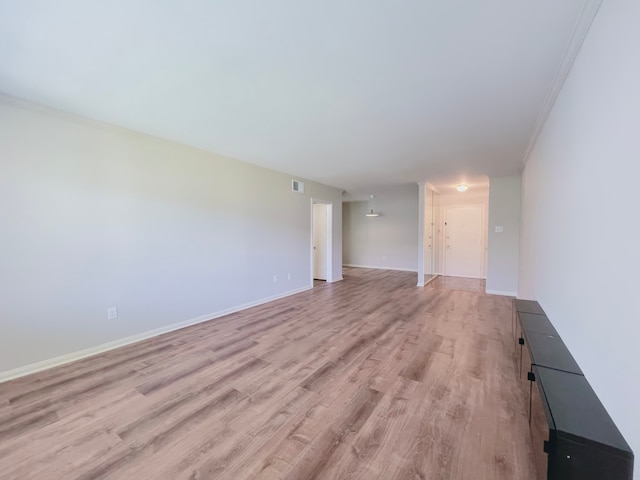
(456, 184, 469, 192)
(365, 194, 380, 217)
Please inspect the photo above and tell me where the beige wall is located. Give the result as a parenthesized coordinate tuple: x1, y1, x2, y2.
(487, 176, 520, 295)
(0, 95, 342, 376)
(343, 185, 419, 271)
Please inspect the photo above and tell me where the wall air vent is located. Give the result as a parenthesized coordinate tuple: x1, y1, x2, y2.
(292, 179, 305, 193)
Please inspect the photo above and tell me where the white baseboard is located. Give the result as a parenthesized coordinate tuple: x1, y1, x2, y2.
(343, 264, 417, 273)
(486, 289, 517, 297)
(327, 276, 344, 283)
(0, 285, 312, 384)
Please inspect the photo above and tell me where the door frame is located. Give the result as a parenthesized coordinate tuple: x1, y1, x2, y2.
(310, 198, 333, 286)
(442, 203, 487, 279)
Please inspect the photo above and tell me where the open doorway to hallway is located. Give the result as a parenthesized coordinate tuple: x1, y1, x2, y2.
(311, 199, 332, 284)
(419, 182, 489, 285)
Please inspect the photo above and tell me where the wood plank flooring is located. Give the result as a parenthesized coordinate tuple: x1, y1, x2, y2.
(0, 268, 537, 479)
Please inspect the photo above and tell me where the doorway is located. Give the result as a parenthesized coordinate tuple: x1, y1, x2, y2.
(443, 204, 485, 278)
(311, 200, 332, 284)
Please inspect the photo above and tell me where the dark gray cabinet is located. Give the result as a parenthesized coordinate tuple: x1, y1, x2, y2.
(520, 331, 582, 399)
(514, 299, 634, 479)
(516, 312, 558, 383)
(530, 366, 634, 480)
(512, 299, 546, 349)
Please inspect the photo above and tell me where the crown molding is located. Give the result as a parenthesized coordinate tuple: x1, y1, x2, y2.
(521, 0, 603, 168)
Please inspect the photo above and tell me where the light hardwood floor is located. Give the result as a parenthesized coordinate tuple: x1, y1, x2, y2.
(0, 268, 536, 479)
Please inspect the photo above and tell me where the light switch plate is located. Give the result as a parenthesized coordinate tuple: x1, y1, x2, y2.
(495, 226, 504, 233)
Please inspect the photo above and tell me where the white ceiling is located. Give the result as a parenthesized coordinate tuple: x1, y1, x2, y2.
(0, 0, 589, 195)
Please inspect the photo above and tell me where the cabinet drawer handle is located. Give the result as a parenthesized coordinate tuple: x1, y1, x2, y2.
(527, 371, 536, 382)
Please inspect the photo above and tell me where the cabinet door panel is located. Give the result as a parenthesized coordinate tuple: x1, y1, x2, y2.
(530, 376, 550, 480)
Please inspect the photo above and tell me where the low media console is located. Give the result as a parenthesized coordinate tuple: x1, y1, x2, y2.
(513, 299, 634, 479)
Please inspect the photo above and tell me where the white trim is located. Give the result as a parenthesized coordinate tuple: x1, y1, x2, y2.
(417, 182, 426, 288)
(343, 264, 417, 273)
(486, 289, 517, 297)
(327, 276, 344, 283)
(0, 285, 311, 383)
(521, 0, 602, 167)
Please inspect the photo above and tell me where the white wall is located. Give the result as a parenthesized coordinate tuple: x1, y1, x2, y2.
(519, 0, 639, 467)
(343, 184, 418, 271)
(0, 95, 343, 377)
(486, 176, 520, 295)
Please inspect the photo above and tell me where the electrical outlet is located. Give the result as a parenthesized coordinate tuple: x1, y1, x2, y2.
(107, 307, 118, 321)
(273, 275, 278, 283)
(287, 273, 291, 281)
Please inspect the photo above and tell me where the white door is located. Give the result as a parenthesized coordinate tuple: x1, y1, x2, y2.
(313, 203, 328, 280)
(444, 205, 484, 278)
